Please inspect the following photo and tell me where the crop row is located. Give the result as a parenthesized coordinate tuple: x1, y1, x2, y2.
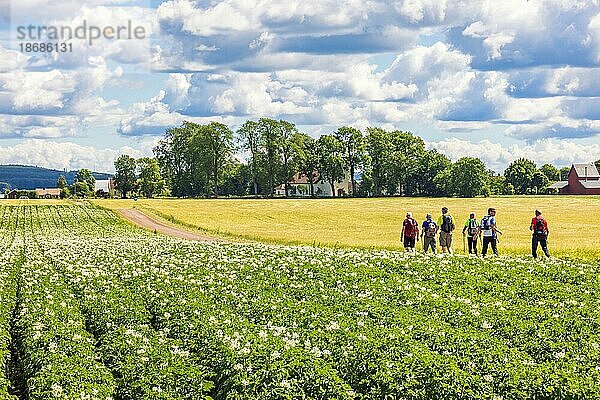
(12, 254, 116, 399)
(50, 241, 355, 399)
(31, 205, 600, 399)
(34, 205, 215, 400)
(0, 206, 22, 400)
(2, 204, 600, 399)
(57, 237, 600, 399)
(33, 207, 360, 399)
(0, 205, 215, 399)
(0, 253, 17, 400)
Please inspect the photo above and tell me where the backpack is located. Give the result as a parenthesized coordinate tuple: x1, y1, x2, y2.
(481, 216, 491, 230)
(404, 218, 417, 238)
(425, 221, 437, 238)
(441, 215, 454, 233)
(468, 219, 479, 236)
(534, 218, 546, 236)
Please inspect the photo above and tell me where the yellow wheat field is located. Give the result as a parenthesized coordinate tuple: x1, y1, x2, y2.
(96, 196, 600, 259)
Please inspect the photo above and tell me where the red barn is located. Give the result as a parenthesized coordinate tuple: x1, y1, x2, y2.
(549, 163, 600, 195)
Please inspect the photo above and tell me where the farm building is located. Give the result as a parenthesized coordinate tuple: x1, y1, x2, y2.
(275, 172, 352, 197)
(7, 189, 18, 199)
(35, 188, 61, 198)
(548, 163, 600, 195)
(94, 179, 115, 196)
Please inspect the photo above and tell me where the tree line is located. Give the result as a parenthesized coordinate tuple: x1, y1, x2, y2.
(48, 159, 164, 199)
(109, 119, 600, 198)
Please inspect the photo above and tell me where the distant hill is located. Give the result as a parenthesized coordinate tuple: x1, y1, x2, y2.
(0, 164, 111, 190)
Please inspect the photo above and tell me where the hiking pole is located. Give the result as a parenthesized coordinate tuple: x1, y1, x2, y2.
(496, 230, 503, 244)
(462, 234, 466, 253)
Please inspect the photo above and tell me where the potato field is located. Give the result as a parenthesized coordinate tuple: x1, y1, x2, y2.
(0, 204, 599, 399)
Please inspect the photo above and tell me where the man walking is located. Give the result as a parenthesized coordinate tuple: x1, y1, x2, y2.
(401, 212, 419, 252)
(480, 208, 501, 257)
(530, 209, 551, 259)
(462, 212, 479, 255)
(437, 207, 455, 254)
(421, 214, 438, 253)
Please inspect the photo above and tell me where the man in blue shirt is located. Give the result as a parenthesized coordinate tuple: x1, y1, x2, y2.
(421, 213, 438, 253)
(479, 207, 502, 256)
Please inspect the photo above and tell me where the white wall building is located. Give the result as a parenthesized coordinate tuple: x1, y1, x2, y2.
(94, 179, 114, 194)
(275, 172, 353, 197)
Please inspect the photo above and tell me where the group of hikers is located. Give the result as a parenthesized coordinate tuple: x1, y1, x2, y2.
(400, 207, 552, 259)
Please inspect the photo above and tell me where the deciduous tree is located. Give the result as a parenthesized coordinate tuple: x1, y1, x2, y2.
(137, 158, 164, 198)
(154, 123, 195, 197)
(114, 155, 137, 198)
(531, 171, 550, 193)
(56, 175, 68, 189)
(237, 120, 262, 196)
(334, 126, 365, 196)
(365, 127, 389, 196)
(488, 169, 506, 195)
(405, 149, 450, 196)
(443, 157, 490, 198)
(258, 118, 283, 196)
(504, 158, 536, 194)
(317, 135, 344, 197)
(279, 120, 301, 197)
(199, 122, 235, 197)
(75, 169, 95, 192)
(539, 163, 560, 182)
(295, 133, 319, 197)
(71, 181, 90, 198)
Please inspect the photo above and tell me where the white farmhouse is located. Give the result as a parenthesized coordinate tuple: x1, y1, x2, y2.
(275, 172, 353, 197)
(94, 179, 115, 195)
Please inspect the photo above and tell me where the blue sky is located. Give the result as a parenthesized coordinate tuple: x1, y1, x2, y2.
(1, 0, 600, 172)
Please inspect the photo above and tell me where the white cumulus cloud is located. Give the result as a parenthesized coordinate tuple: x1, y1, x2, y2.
(430, 137, 600, 172)
(0, 139, 147, 172)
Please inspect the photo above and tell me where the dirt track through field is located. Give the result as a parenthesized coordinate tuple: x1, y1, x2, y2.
(116, 209, 221, 242)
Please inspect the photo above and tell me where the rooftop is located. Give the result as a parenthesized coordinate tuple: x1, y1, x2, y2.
(548, 181, 568, 189)
(35, 188, 61, 196)
(581, 180, 600, 189)
(573, 163, 600, 179)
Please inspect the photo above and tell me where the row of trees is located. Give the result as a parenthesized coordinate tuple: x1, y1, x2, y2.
(152, 120, 456, 197)
(54, 169, 97, 198)
(111, 119, 600, 198)
(113, 156, 165, 198)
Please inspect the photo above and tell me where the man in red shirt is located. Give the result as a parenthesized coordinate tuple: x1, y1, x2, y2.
(530, 209, 551, 259)
(401, 211, 419, 253)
